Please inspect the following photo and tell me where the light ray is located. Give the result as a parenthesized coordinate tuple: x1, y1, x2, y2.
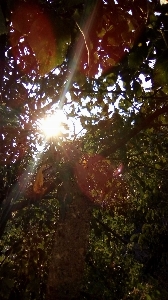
(0, 148, 44, 233)
(58, 2, 98, 109)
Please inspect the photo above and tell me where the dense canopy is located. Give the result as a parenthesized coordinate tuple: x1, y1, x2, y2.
(0, 0, 168, 299)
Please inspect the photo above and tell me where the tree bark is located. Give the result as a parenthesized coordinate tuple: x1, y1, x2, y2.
(46, 192, 92, 300)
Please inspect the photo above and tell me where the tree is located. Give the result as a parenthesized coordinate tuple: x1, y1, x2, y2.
(0, 0, 168, 299)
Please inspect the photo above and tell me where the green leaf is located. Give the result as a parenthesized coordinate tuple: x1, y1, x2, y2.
(97, 27, 106, 38)
(132, 80, 142, 97)
(128, 52, 142, 69)
(61, 0, 84, 8)
(154, 51, 168, 90)
(130, 233, 139, 242)
(0, 7, 7, 35)
(128, 44, 147, 70)
(5, 279, 15, 289)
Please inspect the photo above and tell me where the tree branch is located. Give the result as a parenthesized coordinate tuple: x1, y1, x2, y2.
(94, 217, 128, 245)
(101, 105, 168, 157)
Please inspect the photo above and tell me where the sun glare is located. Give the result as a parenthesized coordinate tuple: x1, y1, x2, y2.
(39, 110, 67, 138)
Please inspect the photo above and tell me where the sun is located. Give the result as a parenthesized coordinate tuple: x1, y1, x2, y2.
(39, 110, 68, 138)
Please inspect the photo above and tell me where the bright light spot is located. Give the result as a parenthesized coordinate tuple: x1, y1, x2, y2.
(160, 0, 168, 5)
(39, 110, 67, 138)
(139, 74, 152, 90)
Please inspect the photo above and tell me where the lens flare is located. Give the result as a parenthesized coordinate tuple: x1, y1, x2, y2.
(39, 110, 67, 138)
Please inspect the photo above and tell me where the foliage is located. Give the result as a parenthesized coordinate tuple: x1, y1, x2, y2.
(0, 0, 168, 299)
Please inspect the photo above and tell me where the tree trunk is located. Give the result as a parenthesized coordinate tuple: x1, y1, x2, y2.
(46, 192, 92, 300)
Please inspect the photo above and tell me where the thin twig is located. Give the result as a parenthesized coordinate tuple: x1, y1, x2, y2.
(76, 21, 90, 77)
(158, 29, 168, 49)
